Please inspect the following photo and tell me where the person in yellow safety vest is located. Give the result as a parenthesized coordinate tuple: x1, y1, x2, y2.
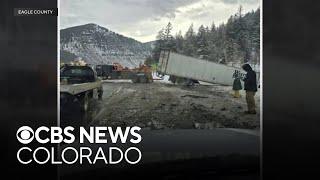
(232, 72, 242, 98)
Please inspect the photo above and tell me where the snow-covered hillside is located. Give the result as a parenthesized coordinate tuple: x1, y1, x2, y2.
(60, 23, 152, 68)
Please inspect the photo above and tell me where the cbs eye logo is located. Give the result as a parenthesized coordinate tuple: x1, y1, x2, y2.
(16, 126, 34, 144)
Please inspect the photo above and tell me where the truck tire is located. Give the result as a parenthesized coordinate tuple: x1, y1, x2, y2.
(80, 92, 91, 126)
(169, 75, 177, 84)
(140, 75, 147, 83)
(132, 75, 139, 83)
(98, 87, 103, 100)
(80, 92, 89, 113)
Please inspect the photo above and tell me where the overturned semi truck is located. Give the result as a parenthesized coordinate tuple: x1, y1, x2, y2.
(157, 50, 259, 86)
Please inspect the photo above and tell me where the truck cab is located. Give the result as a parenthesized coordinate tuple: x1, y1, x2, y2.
(61, 65, 98, 84)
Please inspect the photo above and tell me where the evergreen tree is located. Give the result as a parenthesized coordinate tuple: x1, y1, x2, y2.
(163, 22, 175, 50)
(196, 25, 209, 59)
(207, 21, 218, 62)
(175, 30, 184, 53)
(183, 24, 197, 56)
(151, 28, 165, 63)
(151, 7, 260, 67)
(164, 22, 173, 40)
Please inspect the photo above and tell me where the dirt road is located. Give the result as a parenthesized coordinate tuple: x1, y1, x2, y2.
(89, 81, 260, 129)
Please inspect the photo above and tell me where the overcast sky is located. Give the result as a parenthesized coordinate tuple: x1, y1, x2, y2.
(60, 0, 260, 43)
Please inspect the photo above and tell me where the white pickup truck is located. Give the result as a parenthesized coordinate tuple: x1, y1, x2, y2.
(60, 65, 103, 125)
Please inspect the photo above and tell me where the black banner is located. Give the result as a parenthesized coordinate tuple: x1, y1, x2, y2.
(14, 8, 57, 16)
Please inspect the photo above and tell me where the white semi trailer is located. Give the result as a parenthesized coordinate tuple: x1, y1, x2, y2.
(157, 50, 252, 86)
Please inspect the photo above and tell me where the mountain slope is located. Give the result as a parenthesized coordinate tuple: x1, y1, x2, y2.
(60, 23, 151, 68)
(143, 40, 156, 49)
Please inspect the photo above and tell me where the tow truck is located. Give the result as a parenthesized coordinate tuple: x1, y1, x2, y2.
(95, 63, 153, 83)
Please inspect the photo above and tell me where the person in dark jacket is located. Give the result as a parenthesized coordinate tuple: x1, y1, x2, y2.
(242, 64, 258, 114)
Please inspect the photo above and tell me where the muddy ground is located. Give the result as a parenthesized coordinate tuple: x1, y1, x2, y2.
(88, 81, 260, 130)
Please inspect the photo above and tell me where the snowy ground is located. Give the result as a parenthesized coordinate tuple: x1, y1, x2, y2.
(88, 80, 260, 130)
(151, 72, 260, 99)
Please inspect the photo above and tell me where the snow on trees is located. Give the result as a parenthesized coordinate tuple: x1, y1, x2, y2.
(151, 7, 260, 68)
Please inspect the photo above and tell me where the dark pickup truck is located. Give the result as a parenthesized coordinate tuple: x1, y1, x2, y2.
(60, 64, 103, 126)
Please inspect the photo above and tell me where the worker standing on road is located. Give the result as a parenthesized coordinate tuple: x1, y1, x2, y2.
(241, 64, 258, 114)
(232, 71, 242, 98)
